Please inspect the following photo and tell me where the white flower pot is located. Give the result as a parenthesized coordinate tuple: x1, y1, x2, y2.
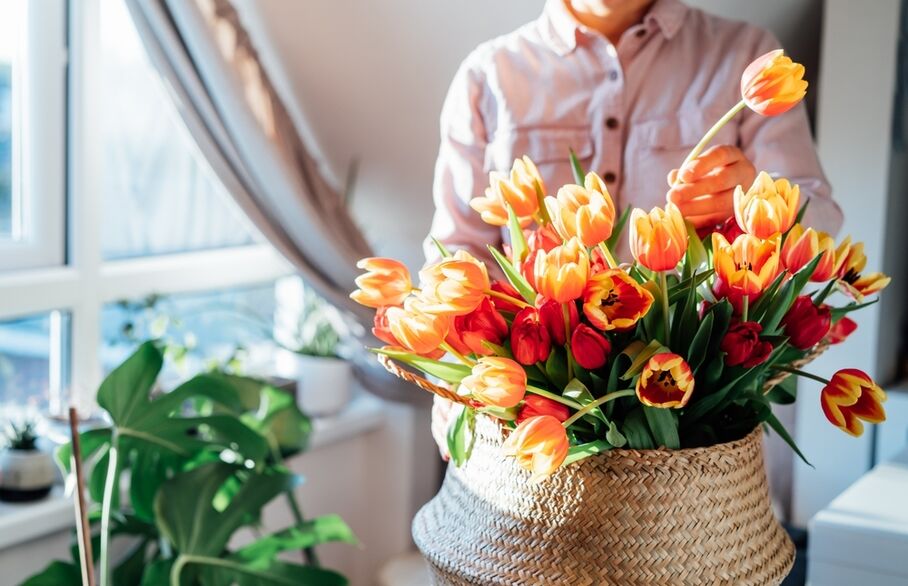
(295, 355, 352, 417)
(0, 449, 56, 502)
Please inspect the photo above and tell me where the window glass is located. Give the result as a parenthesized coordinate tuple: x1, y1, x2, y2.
(0, 311, 69, 417)
(0, 0, 22, 240)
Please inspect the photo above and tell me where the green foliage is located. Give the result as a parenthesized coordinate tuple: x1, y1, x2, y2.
(291, 289, 344, 359)
(4, 418, 39, 450)
(26, 341, 352, 586)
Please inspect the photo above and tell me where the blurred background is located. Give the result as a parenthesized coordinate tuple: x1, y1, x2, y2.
(0, 0, 906, 584)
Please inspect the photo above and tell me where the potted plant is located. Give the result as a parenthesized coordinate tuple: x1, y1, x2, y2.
(0, 419, 56, 502)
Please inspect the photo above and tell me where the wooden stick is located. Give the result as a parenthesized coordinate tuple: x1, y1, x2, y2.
(69, 407, 96, 586)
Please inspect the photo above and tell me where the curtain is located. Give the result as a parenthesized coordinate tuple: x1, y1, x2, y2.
(124, 0, 422, 404)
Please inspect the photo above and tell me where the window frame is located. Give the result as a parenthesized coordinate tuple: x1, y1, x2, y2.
(0, 0, 291, 412)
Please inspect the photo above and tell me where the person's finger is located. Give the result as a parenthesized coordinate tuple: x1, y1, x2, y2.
(678, 145, 744, 183)
(667, 162, 752, 202)
(674, 189, 735, 218)
(686, 211, 737, 228)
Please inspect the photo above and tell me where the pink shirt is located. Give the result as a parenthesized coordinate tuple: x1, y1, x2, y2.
(425, 0, 841, 263)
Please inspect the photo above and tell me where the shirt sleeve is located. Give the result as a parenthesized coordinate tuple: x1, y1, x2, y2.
(738, 30, 843, 237)
(423, 54, 502, 266)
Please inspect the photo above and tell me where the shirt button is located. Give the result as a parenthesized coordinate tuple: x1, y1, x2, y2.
(605, 117, 619, 130)
(604, 171, 617, 183)
(608, 69, 619, 81)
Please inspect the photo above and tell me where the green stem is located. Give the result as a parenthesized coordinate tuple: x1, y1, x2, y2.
(742, 294, 750, 322)
(659, 271, 671, 344)
(440, 342, 476, 367)
(527, 385, 584, 411)
(597, 242, 618, 269)
(485, 288, 532, 309)
(100, 436, 119, 586)
(677, 99, 748, 179)
(286, 491, 319, 567)
(772, 365, 830, 385)
(562, 389, 635, 428)
(562, 303, 574, 381)
(534, 179, 552, 225)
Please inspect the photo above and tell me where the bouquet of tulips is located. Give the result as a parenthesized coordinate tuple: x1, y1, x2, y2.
(351, 50, 889, 482)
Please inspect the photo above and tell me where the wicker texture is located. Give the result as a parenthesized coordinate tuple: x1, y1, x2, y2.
(413, 416, 794, 585)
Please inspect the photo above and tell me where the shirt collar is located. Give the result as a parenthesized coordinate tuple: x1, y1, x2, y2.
(540, 0, 689, 56)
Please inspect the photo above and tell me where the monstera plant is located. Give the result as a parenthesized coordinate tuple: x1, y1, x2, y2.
(25, 341, 354, 586)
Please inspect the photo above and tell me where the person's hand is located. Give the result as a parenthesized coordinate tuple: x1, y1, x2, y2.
(666, 145, 756, 228)
(431, 395, 455, 461)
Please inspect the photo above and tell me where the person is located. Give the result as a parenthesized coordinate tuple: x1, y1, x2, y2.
(424, 0, 842, 456)
(424, 0, 841, 266)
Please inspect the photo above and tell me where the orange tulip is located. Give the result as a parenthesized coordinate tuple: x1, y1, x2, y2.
(459, 356, 527, 409)
(821, 369, 886, 437)
(636, 353, 695, 409)
(419, 250, 491, 316)
(544, 172, 616, 247)
(781, 224, 838, 282)
(629, 203, 688, 272)
(502, 415, 569, 483)
(385, 298, 449, 356)
(835, 238, 891, 301)
(350, 258, 412, 308)
(741, 49, 807, 116)
(470, 156, 543, 227)
(533, 237, 590, 303)
(734, 172, 800, 239)
(712, 232, 781, 300)
(582, 269, 654, 331)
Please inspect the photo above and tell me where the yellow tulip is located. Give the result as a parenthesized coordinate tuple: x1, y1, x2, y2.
(741, 50, 808, 116)
(628, 203, 688, 272)
(835, 238, 891, 301)
(712, 232, 781, 300)
(350, 257, 413, 308)
(544, 172, 616, 247)
(636, 353, 695, 409)
(459, 356, 527, 409)
(502, 415, 569, 483)
(734, 172, 800, 239)
(532, 237, 590, 303)
(470, 156, 543, 227)
(419, 250, 491, 316)
(781, 224, 838, 282)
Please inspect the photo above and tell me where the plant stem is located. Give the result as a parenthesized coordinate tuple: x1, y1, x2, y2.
(742, 295, 750, 322)
(772, 365, 830, 385)
(440, 342, 475, 367)
(562, 389, 635, 428)
(659, 271, 671, 344)
(677, 100, 748, 176)
(597, 242, 618, 269)
(534, 179, 551, 225)
(562, 303, 574, 380)
(527, 385, 584, 411)
(286, 491, 319, 566)
(99, 436, 119, 586)
(485, 288, 532, 309)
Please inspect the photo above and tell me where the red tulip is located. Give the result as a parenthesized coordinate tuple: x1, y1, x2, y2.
(781, 296, 831, 350)
(721, 321, 773, 368)
(446, 298, 508, 356)
(489, 281, 523, 314)
(538, 298, 579, 346)
(570, 324, 611, 370)
(517, 394, 571, 424)
(511, 307, 551, 365)
(821, 369, 886, 437)
(826, 316, 857, 345)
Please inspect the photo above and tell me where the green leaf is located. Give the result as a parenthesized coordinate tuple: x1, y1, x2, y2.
(196, 557, 348, 586)
(621, 340, 667, 380)
(667, 270, 714, 304)
(55, 427, 112, 474)
(430, 236, 452, 258)
(565, 439, 611, 465)
(232, 516, 357, 563)
(684, 220, 708, 270)
(569, 148, 585, 185)
(506, 204, 529, 265)
(762, 253, 824, 333)
(606, 421, 627, 447)
(562, 379, 607, 424)
(830, 298, 878, 320)
(113, 538, 152, 586)
(686, 312, 714, 372)
(97, 341, 164, 427)
(241, 385, 312, 456)
(812, 278, 837, 306)
(622, 409, 655, 449)
(140, 560, 174, 586)
(21, 561, 81, 586)
(371, 348, 472, 383)
(749, 270, 788, 322)
(605, 207, 632, 253)
(446, 405, 476, 467)
(488, 245, 536, 304)
(766, 376, 798, 405)
(763, 410, 812, 466)
(644, 407, 680, 449)
(545, 347, 569, 390)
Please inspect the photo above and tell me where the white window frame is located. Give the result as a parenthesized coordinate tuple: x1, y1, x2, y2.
(0, 0, 291, 412)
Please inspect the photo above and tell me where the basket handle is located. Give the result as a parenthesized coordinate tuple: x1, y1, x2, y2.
(378, 354, 473, 406)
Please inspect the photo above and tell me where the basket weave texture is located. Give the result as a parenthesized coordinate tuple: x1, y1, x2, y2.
(413, 415, 794, 586)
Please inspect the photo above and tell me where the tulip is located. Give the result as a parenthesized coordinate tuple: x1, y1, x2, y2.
(721, 321, 773, 368)
(636, 353, 695, 408)
(350, 258, 412, 308)
(533, 237, 590, 303)
(537, 298, 579, 346)
(385, 299, 449, 356)
(502, 415, 569, 482)
(459, 356, 527, 409)
(712, 232, 781, 306)
(629, 203, 688, 272)
(741, 50, 808, 117)
(781, 224, 838, 282)
(419, 250, 491, 316)
(734, 172, 800, 239)
(835, 238, 891, 301)
(489, 281, 524, 314)
(582, 269, 654, 331)
(510, 307, 552, 365)
(446, 298, 508, 357)
(571, 325, 611, 370)
(516, 395, 571, 424)
(826, 316, 857, 345)
(781, 296, 831, 350)
(470, 156, 543, 227)
(821, 369, 886, 437)
(372, 305, 399, 346)
(544, 172, 616, 247)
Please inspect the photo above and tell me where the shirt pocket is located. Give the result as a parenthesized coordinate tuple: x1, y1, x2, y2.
(625, 109, 739, 210)
(484, 127, 593, 190)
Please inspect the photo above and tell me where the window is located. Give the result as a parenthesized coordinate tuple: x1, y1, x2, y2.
(0, 0, 291, 420)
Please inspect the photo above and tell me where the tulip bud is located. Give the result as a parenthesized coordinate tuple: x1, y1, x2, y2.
(826, 316, 857, 345)
(537, 298, 579, 346)
(533, 238, 590, 303)
(720, 321, 773, 368)
(781, 224, 838, 282)
(459, 356, 527, 409)
(470, 156, 542, 227)
(733, 172, 799, 239)
(544, 172, 616, 247)
(629, 204, 688, 272)
(636, 353, 695, 409)
(446, 298, 508, 356)
(570, 324, 611, 370)
(510, 307, 551, 365)
(502, 415, 569, 483)
(741, 50, 808, 116)
(821, 369, 886, 437)
(385, 299, 449, 356)
(781, 296, 831, 350)
(350, 257, 412, 308)
(516, 394, 571, 424)
(419, 250, 491, 316)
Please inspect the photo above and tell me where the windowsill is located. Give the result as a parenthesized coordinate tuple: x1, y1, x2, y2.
(0, 393, 387, 551)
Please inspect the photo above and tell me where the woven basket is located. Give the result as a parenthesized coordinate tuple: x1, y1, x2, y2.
(412, 416, 794, 585)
